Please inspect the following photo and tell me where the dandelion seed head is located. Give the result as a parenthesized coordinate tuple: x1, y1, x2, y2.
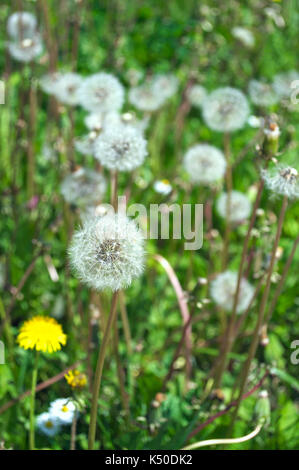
(187, 85, 207, 108)
(248, 80, 279, 107)
(78, 73, 124, 113)
(7, 34, 43, 63)
(61, 167, 106, 207)
(273, 70, 299, 98)
(217, 190, 252, 222)
(7, 12, 37, 40)
(202, 87, 249, 132)
(94, 126, 148, 172)
(49, 398, 76, 425)
(210, 270, 254, 313)
(129, 83, 166, 112)
(36, 412, 60, 437)
(151, 74, 179, 99)
(53, 73, 83, 106)
(74, 131, 99, 156)
(262, 165, 299, 199)
(69, 214, 145, 291)
(84, 112, 103, 131)
(183, 144, 226, 185)
(39, 72, 62, 95)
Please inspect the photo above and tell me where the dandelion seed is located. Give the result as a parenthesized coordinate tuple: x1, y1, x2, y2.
(7, 34, 43, 63)
(17, 316, 67, 353)
(78, 73, 124, 113)
(183, 144, 226, 185)
(232, 27, 255, 48)
(248, 80, 279, 107)
(7, 12, 37, 40)
(49, 398, 76, 425)
(262, 165, 299, 199)
(217, 190, 252, 223)
(69, 214, 145, 291)
(36, 412, 60, 437)
(210, 271, 254, 313)
(202, 87, 249, 132)
(61, 167, 107, 207)
(273, 70, 299, 98)
(187, 85, 207, 108)
(94, 125, 148, 172)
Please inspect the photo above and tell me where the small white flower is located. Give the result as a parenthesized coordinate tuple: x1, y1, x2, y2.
(248, 80, 278, 107)
(94, 126, 148, 172)
(36, 412, 60, 437)
(262, 165, 299, 199)
(61, 167, 106, 207)
(78, 73, 124, 113)
(49, 398, 76, 425)
(183, 144, 226, 185)
(232, 27, 255, 48)
(210, 270, 254, 313)
(217, 190, 252, 223)
(202, 87, 249, 132)
(54, 73, 83, 106)
(152, 74, 179, 99)
(129, 83, 166, 112)
(153, 179, 172, 195)
(7, 34, 43, 63)
(187, 85, 207, 108)
(273, 70, 299, 98)
(7, 12, 37, 40)
(69, 214, 145, 291)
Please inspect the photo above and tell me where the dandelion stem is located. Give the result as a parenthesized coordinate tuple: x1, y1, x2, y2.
(88, 291, 119, 450)
(222, 132, 232, 270)
(70, 408, 78, 450)
(29, 350, 39, 450)
(229, 195, 288, 431)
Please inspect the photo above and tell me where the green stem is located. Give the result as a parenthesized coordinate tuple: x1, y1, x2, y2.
(29, 350, 39, 450)
(88, 291, 119, 450)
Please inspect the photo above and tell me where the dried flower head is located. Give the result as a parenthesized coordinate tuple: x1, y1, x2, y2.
(7, 34, 43, 63)
(183, 144, 226, 185)
(202, 87, 249, 132)
(94, 126, 148, 172)
(232, 27, 255, 48)
(78, 73, 124, 113)
(187, 85, 207, 108)
(53, 73, 83, 106)
(61, 167, 106, 207)
(129, 83, 166, 112)
(210, 271, 254, 313)
(248, 80, 279, 107)
(49, 398, 76, 425)
(262, 165, 299, 199)
(7, 12, 37, 40)
(36, 412, 60, 437)
(17, 316, 67, 353)
(69, 214, 145, 291)
(273, 70, 299, 98)
(217, 190, 252, 222)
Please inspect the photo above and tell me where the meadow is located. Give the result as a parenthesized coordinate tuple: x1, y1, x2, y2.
(0, 0, 299, 451)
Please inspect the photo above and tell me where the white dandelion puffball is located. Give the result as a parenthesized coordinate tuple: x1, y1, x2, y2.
(183, 144, 226, 185)
(102, 111, 149, 134)
(262, 166, 299, 200)
(187, 85, 207, 108)
(273, 70, 299, 98)
(202, 87, 249, 132)
(36, 412, 60, 437)
(153, 179, 172, 195)
(7, 35, 43, 63)
(84, 112, 103, 131)
(152, 74, 179, 99)
(39, 72, 62, 95)
(232, 27, 255, 48)
(61, 167, 106, 207)
(53, 73, 83, 106)
(210, 271, 254, 313)
(49, 398, 76, 425)
(94, 125, 148, 172)
(74, 131, 99, 156)
(217, 190, 252, 223)
(248, 80, 279, 107)
(78, 73, 124, 113)
(7, 12, 37, 40)
(129, 83, 166, 112)
(69, 214, 145, 291)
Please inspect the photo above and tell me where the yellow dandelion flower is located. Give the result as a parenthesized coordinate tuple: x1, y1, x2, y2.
(65, 369, 87, 389)
(17, 316, 67, 353)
